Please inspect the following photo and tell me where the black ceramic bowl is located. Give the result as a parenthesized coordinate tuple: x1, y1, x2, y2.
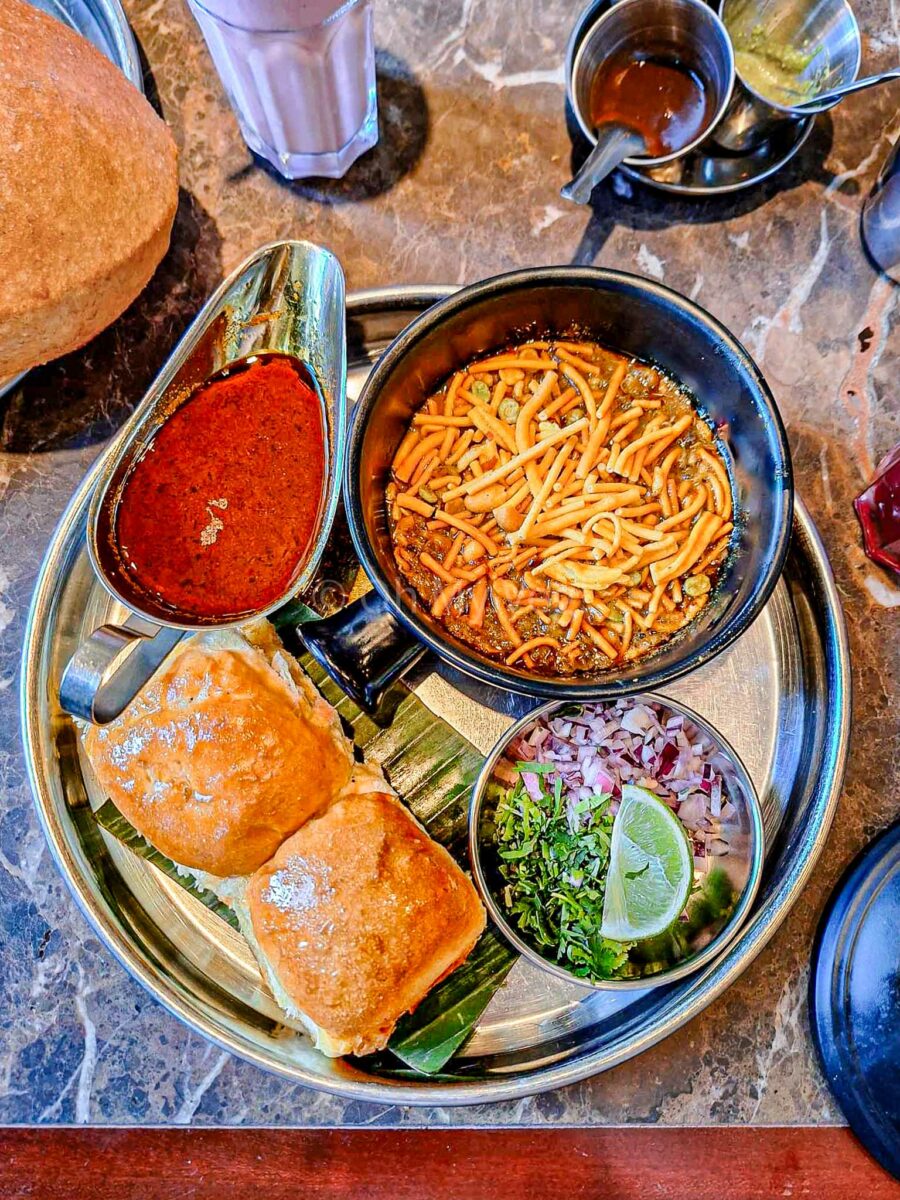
(302, 268, 793, 710)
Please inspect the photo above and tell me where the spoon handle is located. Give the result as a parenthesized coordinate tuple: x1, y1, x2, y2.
(561, 124, 647, 204)
(792, 68, 900, 114)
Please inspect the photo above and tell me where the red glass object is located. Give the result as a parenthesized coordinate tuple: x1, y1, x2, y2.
(854, 444, 900, 575)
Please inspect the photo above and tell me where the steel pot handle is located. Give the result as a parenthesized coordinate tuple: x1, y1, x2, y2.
(299, 592, 426, 713)
(59, 623, 185, 724)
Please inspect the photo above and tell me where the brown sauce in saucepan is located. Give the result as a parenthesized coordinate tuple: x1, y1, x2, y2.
(589, 50, 712, 157)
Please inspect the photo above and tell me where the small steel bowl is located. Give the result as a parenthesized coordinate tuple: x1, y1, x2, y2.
(468, 694, 765, 990)
(715, 0, 861, 152)
(566, 0, 735, 168)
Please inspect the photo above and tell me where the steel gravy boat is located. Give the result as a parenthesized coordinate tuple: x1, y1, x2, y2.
(59, 240, 347, 724)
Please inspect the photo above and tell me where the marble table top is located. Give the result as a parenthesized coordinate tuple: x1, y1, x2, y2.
(2, 0, 898, 1128)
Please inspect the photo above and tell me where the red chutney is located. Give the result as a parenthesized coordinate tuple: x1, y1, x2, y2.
(114, 354, 325, 619)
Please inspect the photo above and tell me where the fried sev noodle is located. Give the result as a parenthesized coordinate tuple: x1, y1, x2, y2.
(387, 340, 735, 674)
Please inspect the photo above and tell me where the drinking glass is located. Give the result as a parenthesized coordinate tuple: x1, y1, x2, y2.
(187, 0, 378, 179)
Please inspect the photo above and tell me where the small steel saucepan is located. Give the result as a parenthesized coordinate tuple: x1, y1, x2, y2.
(299, 267, 793, 711)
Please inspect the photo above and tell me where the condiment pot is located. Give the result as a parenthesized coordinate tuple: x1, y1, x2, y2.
(468, 693, 765, 990)
(566, 0, 735, 174)
(59, 240, 347, 724)
(714, 0, 861, 153)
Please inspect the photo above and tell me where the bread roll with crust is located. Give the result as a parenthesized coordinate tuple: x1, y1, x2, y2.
(81, 621, 353, 878)
(229, 765, 486, 1058)
(0, 0, 178, 376)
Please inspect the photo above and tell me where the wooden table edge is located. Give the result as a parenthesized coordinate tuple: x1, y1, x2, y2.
(1, 1125, 897, 1198)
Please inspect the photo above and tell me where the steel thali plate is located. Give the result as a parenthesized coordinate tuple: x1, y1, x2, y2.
(20, 286, 851, 1105)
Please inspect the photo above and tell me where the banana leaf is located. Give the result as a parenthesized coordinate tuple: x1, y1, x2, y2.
(279, 627, 518, 1071)
(384, 929, 516, 1073)
(93, 799, 240, 931)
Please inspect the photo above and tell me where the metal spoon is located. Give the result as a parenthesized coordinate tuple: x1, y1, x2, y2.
(561, 123, 647, 204)
(788, 67, 900, 114)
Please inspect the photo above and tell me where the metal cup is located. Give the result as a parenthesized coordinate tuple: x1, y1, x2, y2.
(567, 0, 736, 171)
(715, 0, 861, 153)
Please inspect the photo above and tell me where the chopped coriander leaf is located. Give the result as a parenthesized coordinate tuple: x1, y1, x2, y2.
(494, 763, 636, 981)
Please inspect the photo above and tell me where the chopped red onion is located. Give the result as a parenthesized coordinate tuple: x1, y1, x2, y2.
(506, 699, 735, 859)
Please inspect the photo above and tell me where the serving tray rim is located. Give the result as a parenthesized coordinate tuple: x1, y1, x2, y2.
(19, 284, 852, 1106)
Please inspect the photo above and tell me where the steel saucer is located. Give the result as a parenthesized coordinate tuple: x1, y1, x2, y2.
(620, 115, 814, 195)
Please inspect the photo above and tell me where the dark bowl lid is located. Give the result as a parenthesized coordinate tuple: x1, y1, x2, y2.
(809, 820, 900, 1181)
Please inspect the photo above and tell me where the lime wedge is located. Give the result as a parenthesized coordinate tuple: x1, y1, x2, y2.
(600, 784, 694, 943)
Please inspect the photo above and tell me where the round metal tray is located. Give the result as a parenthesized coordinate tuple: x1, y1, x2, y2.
(0, 0, 143, 402)
(21, 286, 851, 1105)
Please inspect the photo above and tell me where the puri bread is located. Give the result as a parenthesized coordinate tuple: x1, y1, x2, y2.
(0, 0, 178, 376)
(237, 766, 486, 1057)
(81, 622, 353, 878)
